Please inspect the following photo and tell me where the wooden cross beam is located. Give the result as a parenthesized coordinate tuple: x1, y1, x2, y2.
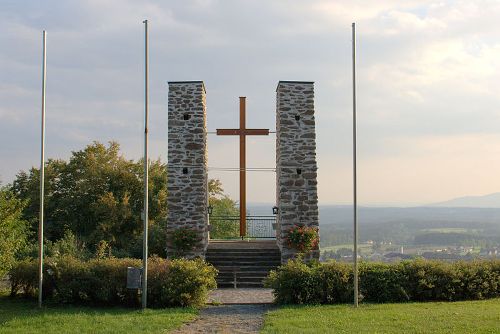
(216, 97, 269, 237)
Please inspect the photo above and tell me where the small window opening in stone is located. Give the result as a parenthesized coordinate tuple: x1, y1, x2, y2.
(296, 168, 302, 175)
(295, 114, 301, 121)
(182, 167, 188, 174)
(183, 113, 191, 120)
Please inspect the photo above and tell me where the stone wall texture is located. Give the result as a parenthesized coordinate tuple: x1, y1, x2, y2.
(167, 81, 208, 258)
(276, 81, 319, 262)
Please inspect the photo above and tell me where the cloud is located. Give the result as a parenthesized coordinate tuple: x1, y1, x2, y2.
(1, 0, 500, 205)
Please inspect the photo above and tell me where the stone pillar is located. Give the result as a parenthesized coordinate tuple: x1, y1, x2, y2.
(276, 81, 319, 262)
(167, 81, 208, 258)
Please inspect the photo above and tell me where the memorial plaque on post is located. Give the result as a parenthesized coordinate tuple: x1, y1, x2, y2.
(127, 267, 142, 289)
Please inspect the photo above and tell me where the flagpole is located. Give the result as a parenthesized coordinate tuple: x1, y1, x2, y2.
(352, 22, 359, 308)
(141, 19, 149, 310)
(38, 30, 47, 308)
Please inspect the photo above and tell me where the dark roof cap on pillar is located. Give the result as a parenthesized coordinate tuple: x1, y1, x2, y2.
(276, 80, 314, 92)
(168, 81, 206, 93)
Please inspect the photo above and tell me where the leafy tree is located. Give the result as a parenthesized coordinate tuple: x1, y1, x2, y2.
(208, 179, 224, 197)
(11, 141, 167, 255)
(208, 179, 239, 239)
(10, 141, 238, 257)
(10, 159, 66, 238)
(0, 187, 29, 276)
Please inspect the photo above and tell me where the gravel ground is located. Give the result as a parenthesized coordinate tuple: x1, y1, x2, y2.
(171, 304, 273, 334)
(208, 288, 274, 304)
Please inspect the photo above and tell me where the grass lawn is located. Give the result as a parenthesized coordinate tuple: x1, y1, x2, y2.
(262, 299, 500, 334)
(0, 292, 197, 334)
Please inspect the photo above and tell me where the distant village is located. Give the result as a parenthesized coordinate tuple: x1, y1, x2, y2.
(321, 241, 499, 263)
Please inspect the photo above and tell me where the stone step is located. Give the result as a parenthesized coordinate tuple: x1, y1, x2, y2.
(206, 244, 281, 288)
(217, 276, 265, 283)
(217, 271, 271, 277)
(217, 282, 266, 288)
(208, 261, 281, 267)
(217, 276, 268, 283)
(208, 258, 279, 262)
(207, 247, 279, 253)
(207, 255, 280, 260)
(208, 260, 280, 265)
(214, 265, 278, 272)
(206, 254, 281, 259)
(207, 247, 279, 251)
(206, 251, 280, 257)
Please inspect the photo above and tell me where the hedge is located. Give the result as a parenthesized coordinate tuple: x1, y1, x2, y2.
(9, 256, 217, 307)
(264, 259, 500, 304)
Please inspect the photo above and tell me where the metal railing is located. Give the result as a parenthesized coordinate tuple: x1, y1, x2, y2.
(209, 215, 277, 239)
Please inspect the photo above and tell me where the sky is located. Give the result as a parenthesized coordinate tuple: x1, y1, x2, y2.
(1, 0, 500, 206)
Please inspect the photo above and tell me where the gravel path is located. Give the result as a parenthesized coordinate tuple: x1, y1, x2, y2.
(171, 304, 272, 334)
(208, 288, 274, 304)
(172, 289, 275, 334)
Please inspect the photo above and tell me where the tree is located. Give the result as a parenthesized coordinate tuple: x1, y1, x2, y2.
(11, 141, 168, 255)
(208, 179, 239, 239)
(10, 140, 238, 256)
(0, 187, 29, 276)
(10, 159, 66, 238)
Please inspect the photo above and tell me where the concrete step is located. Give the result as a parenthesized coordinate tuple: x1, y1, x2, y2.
(208, 248, 279, 250)
(206, 251, 280, 257)
(206, 244, 281, 288)
(217, 282, 266, 288)
(217, 276, 265, 283)
(215, 265, 278, 272)
(206, 254, 281, 259)
(207, 261, 281, 267)
(217, 271, 271, 277)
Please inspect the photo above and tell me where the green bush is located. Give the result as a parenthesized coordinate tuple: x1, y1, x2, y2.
(9, 256, 217, 308)
(9, 258, 38, 297)
(318, 261, 353, 303)
(401, 260, 459, 301)
(265, 259, 500, 304)
(265, 259, 322, 304)
(0, 188, 29, 277)
(16, 232, 92, 262)
(148, 257, 217, 307)
(170, 228, 199, 256)
(360, 262, 409, 302)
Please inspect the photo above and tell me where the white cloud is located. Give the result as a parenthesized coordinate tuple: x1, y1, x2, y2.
(1, 0, 500, 204)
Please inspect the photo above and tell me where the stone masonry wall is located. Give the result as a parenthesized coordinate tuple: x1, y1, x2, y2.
(276, 81, 319, 262)
(167, 81, 208, 258)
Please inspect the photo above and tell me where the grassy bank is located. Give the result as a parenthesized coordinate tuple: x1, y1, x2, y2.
(0, 292, 197, 334)
(262, 299, 500, 333)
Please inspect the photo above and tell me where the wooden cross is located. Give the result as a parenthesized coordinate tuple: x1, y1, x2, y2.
(216, 97, 269, 237)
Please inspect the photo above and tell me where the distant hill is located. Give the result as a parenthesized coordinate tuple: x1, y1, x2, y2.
(430, 192, 500, 208)
(247, 203, 500, 247)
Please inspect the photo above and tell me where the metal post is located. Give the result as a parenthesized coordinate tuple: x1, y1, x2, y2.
(38, 30, 47, 309)
(239, 97, 246, 239)
(352, 22, 359, 308)
(142, 19, 149, 310)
